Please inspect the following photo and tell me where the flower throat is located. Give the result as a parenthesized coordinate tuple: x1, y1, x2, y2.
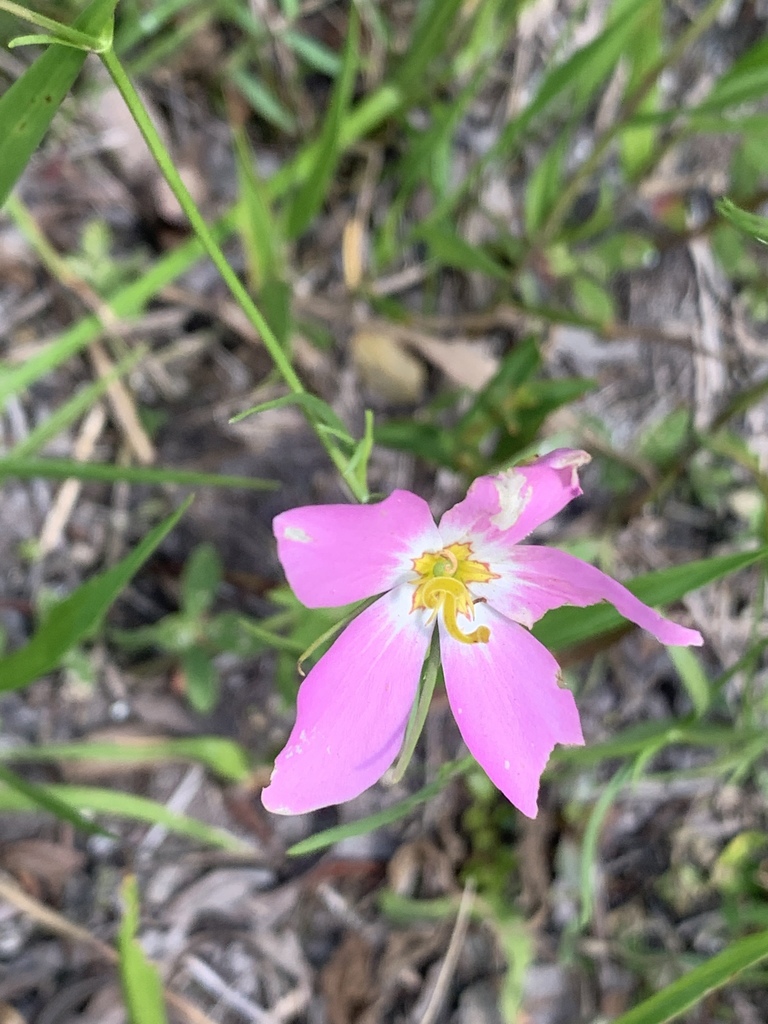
(411, 542, 498, 644)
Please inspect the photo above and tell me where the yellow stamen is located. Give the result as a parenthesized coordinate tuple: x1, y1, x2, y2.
(411, 543, 497, 645)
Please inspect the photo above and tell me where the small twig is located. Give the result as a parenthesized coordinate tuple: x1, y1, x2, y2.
(417, 878, 476, 1024)
(38, 403, 106, 555)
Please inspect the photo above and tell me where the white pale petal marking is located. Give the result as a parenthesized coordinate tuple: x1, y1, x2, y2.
(546, 450, 592, 470)
(283, 525, 313, 543)
(490, 472, 533, 531)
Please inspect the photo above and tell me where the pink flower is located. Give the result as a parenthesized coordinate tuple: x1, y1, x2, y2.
(262, 450, 703, 818)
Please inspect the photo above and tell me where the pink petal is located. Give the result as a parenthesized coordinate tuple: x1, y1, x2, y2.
(439, 604, 583, 817)
(486, 545, 703, 646)
(274, 490, 441, 608)
(262, 586, 432, 815)
(438, 449, 591, 551)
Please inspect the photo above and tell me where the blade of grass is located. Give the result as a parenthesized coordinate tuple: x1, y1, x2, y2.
(0, 499, 191, 692)
(716, 198, 768, 245)
(6, 349, 145, 458)
(0, 783, 249, 851)
(0, 0, 109, 50)
(0, 763, 112, 837)
(0, 457, 276, 490)
(287, 757, 474, 856)
(0, 0, 118, 208)
(611, 930, 768, 1024)
(118, 876, 169, 1024)
(393, 0, 464, 101)
(2, 736, 252, 783)
(286, 5, 359, 238)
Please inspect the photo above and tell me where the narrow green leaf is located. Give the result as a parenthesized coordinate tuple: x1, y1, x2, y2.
(286, 6, 359, 238)
(283, 29, 340, 76)
(611, 930, 768, 1024)
(389, 632, 441, 784)
(669, 646, 711, 718)
(716, 198, 768, 246)
(394, 0, 464, 100)
(696, 37, 768, 114)
(181, 647, 219, 713)
(118, 876, 169, 1024)
(418, 223, 509, 279)
(534, 548, 766, 652)
(0, 783, 250, 851)
(0, 500, 191, 692)
(6, 349, 145, 458)
(3, 736, 252, 783)
(233, 125, 282, 290)
(579, 764, 634, 928)
(0, 456, 276, 490)
(181, 543, 222, 618)
(525, 134, 568, 235)
(496, 0, 652, 159)
(287, 758, 474, 856)
(230, 392, 352, 441)
(0, 0, 118, 208)
(554, 720, 744, 768)
(0, 763, 111, 837)
(228, 68, 297, 134)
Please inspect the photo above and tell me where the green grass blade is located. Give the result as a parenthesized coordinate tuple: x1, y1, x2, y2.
(0, 457, 276, 490)
(695, 37, 768, 113)
(0, 0, 118, 208)
(0, 208, 237, 413)
(393, 0, 464, 101)
(287, 757, 474, 856)
(579, 763, 634, 928)
(668, 645, 711, 718)
(228, 67, 297, 134)
(611, 930, 768, 1024)
(6, 350, 144, 458)
(2, 737, 252, 783)
(233, 125, 283, 290)
(286, 6, 359, 238)
(534, 548, 766, 652)
(230, 392, 352, 441)
(0, 783, 249, 850)
(0, 763, 112, 837)
(554, 720, 744, 768)
(118, 876, 169, 1024)
(0, 499, 191, 692)
(716, 198, 768, 245)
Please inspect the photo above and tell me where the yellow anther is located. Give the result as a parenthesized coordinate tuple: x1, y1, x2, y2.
(419, 576, 490, 645)
(411, 542, 498, 645)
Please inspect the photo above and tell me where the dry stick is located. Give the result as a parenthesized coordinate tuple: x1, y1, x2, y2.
(4, 195, 155, 465)
(417, 879, 477, 1024)
(38, 402, 106, 555)
(0, 871, 218, 1024)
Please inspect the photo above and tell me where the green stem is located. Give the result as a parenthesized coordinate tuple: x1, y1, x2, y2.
(99, 48, 367, 502)
(539, 0, 731, 243)
(389, 630, 441, 784)
(0, 0, 107, 50)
